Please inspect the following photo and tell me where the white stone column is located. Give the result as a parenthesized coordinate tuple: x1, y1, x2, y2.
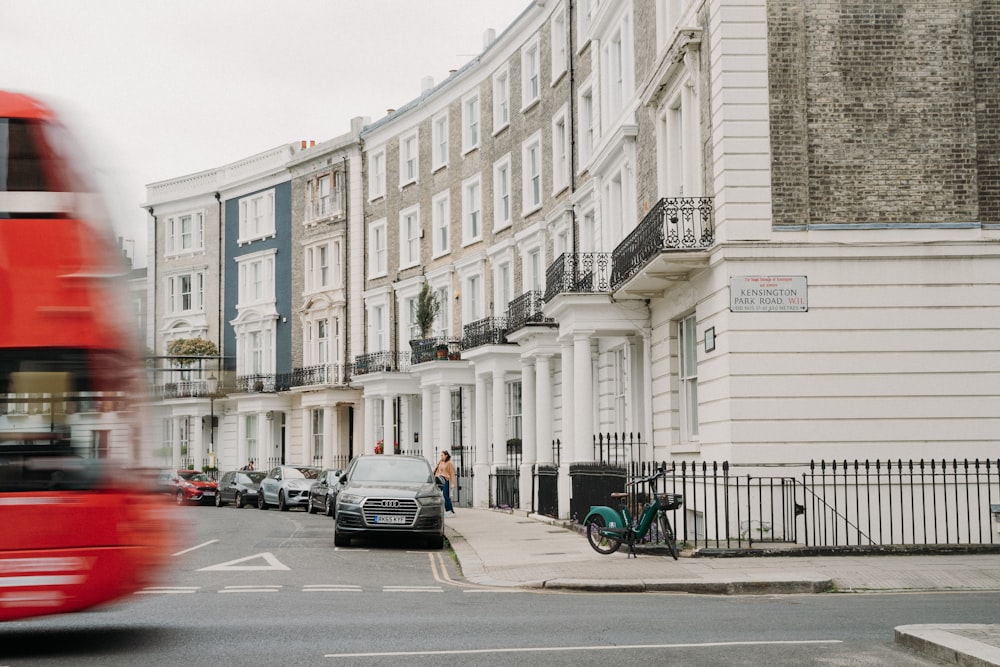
(421, 384, 434, 462)
(363, 396, 374, 455)
(535, 354, 553, 465)
(492, 371, 506, 467)
(574, 332, 595, 464)
(382, 395, 395, 455)
(437, 384, 451, 456)
(558, 340, 574, 519)
(473, 372, 490, 507)
(323, 406, 334, 467)
(520, 357, 536, 512)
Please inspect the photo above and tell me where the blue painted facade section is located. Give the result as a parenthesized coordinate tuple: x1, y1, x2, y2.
(223, 181, 293, 376)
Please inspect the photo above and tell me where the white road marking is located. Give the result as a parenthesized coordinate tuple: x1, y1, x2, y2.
(304, 584, 362, 592)
(198, 552, 290, 572)
(220, 585, 282, 594)
(383, 585, 443, 593)
(172, 540, 219, 557)
(325, 639, 843, 658)
(135, 586, 200, 595)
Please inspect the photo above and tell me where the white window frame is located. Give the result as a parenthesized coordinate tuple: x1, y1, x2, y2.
(550, 4, 568, 83)
(431, 190, 450, 258)
(165, 211, 204, 256)
(492, 65, 510, 133)
(304, 241, 332, 294)
(166, 270, 205, 315)
(461, 174, 482, 245)
(432, 112, 449, 172)
(577, 78, 598, 169)
(492, 254, 513, 315)
(599, 11, 635, 131)
(678, 313, 699, 442)
(551, 105, 569, 195)
(521, 37, 541, 109)
(368, 146, 386, 200)
(236, 250, 276, 308)
(462, 92, 480, 153)
(238, 190, 276, 244)
(399, 129, 419, 187)
(462, 272, 484, 324)
(368, 218, 388, 278)
(399, 205, 420, 269)
(521, 131, 543, 214)
(493, 154, 512, 231)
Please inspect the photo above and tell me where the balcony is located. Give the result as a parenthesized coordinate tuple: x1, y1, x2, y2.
(610, 197, 714, 294)
(410, 338, 462, 365)
(352, 351, 410, 377)
(288, 363, 350, 388)
(505, 290, 555, 336)
(236, 374, 284, 393)
(543, 252, 613, 302)
(462, 316, 511, 351)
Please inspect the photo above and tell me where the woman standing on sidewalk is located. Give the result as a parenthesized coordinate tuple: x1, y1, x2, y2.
(434, 451, 456, 515)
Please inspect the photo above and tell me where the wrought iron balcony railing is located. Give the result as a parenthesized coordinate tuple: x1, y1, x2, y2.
(409, 337, 462, 365)
(610, 196, 714, 290)
(543, 252, 613, 302)
(462, 316, 510, 350)
(288, 363, 350, 388)
(505, 290, 555, 335)
(352, 351, 410, 376)
(236, 373, 282, 393)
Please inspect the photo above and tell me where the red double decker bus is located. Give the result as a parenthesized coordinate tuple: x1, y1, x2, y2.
(0, 90, 174, 621)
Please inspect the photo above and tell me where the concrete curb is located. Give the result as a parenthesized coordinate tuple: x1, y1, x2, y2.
(895, 624, 1000, 667)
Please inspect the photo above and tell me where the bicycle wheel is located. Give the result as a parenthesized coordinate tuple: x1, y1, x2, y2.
(658, 513, 679, 560)
(657, 512, 679, 560)
(585, 515, 622, 555)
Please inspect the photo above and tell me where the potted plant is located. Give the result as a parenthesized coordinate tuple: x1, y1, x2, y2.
(166, 337, 219, 365)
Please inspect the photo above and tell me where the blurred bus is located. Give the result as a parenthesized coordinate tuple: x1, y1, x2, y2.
(0, 90, 174, 621)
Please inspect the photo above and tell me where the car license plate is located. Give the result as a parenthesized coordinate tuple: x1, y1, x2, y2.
(203, 491, 216, 496)
(374, 515, 406, 524)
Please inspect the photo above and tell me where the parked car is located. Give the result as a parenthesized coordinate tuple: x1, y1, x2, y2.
(333, 455, 445, 549)
(306, 468, 343, 517)
(215, 470, 267, 508)
(257, 465, 321, 511)
(172, 470, 218, 505)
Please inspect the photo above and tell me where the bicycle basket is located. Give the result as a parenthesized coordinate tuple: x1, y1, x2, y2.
(657, 493, 683, 510)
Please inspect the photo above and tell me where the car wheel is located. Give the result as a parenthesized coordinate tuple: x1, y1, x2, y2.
(278, 491, 288, 511)
(235, 492, 244, 508)
(427, 534, 445, 550)
(215, 492, 223, 507)
(325, 498, 334, 517)
(258, 492, 268, 510)
(333, 525, 350, 547)
(175, 490, 185, 505)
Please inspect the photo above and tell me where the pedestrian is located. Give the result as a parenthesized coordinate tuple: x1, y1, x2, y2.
(433, 451, 456, 515)
(243, 459, 254, 471)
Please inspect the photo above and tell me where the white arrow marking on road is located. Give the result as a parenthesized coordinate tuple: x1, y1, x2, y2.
(197, 552, 290, 572)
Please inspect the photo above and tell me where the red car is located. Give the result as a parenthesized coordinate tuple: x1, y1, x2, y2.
(170, 470, 218, 505)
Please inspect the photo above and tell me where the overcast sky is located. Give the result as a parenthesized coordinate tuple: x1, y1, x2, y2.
(0, 0, 527, 266)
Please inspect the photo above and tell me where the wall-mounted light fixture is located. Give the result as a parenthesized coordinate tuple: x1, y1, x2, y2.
(704, 327, 716, 353)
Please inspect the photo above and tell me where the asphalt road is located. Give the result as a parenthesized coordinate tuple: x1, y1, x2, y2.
(1, 502, 995, 666)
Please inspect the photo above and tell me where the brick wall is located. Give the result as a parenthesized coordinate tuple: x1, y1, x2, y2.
(769, 0, 998, 227)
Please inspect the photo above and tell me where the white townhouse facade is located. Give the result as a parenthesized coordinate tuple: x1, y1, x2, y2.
(144, 0, 999, 522)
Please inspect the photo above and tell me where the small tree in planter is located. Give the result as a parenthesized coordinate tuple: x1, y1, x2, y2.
(414, 283, 440, 341)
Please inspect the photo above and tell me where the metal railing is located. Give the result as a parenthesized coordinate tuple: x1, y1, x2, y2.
(289, 364, 350, 387)
(352, 351, 410, 376)
(505, 290, 555, 334)
(490, 467, 519, 510)
(610, 196, 714, 290)
(544, 252, 612, 302)
(462, 316, 509, 350)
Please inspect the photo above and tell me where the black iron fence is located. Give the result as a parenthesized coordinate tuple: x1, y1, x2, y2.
(505, 290, 555, 334)
(594, 432, 644, 466)
(534, 464, 559, 519)
(544, 252, 612, 302)
(462, 316, 510, 350)
(623, 459, 1000, 550)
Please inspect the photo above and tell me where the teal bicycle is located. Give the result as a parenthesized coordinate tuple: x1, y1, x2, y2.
(583, 466, 682, 559)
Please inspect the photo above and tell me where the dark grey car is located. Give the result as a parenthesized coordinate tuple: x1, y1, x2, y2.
(306, 468, 343, 517)
(333, 455, 445, 549)
(215, 470, 266, 508)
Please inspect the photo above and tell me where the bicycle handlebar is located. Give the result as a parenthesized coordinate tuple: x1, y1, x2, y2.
(625, 464, 675, 487)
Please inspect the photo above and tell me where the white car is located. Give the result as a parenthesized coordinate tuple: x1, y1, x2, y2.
(257, 465, 320, 511)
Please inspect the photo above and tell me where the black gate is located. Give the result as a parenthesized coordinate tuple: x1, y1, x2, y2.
(569, 463, 626, 523)
(534, 464, 558, 518)
(491, 467, 519, 510)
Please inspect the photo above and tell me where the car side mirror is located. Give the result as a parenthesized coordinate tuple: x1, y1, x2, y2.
(339, 473, 348, 484)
